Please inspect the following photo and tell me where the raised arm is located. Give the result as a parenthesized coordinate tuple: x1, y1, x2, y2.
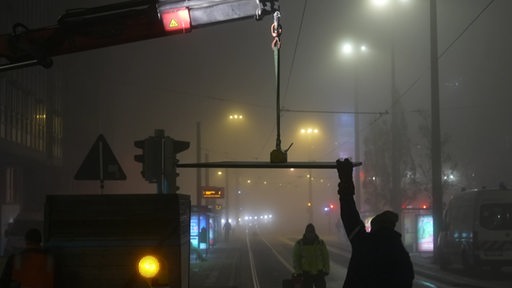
(336, 158, 365, 242)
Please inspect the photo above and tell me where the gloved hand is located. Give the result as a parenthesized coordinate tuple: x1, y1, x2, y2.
(336, 158, 353, 182)
(336, 158, 354, 195)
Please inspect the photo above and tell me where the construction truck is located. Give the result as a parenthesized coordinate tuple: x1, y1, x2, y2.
(0, 0, 279, 72)
(45, 193, 190, 288)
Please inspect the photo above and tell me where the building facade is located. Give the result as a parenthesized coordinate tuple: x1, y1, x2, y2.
(0, 0, 63, 254)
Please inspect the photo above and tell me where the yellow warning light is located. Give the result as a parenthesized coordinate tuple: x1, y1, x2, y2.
(307, 202, 312, 207)
(138, 255, 160, 278)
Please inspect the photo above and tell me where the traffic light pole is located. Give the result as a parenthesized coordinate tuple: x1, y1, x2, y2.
(134, 129, 190, 194)
(155, 130, 165, 194)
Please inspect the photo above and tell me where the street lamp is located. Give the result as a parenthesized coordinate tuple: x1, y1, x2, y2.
(216, 169, 230, 223)
(340, 40, 369, 209)
(196, 112, 246, 209)
(225, 113, 244, 223)
(300, 127, 320, 223)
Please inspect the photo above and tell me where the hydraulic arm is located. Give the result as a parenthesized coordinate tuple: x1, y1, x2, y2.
(0, 0, 279, 71)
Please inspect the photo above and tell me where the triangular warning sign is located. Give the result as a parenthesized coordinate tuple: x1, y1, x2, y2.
(75, 134, 127, 181)
(169, 19, 179, 28)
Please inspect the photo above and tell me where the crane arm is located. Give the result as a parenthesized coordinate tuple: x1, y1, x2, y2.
(0, 0, 279, 71)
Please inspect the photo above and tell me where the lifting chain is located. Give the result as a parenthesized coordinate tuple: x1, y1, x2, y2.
(271, 12, 282, 49)
(270, 11, 292, 163)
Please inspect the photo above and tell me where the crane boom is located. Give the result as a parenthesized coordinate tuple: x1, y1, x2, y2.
(0, 0, 279, 71)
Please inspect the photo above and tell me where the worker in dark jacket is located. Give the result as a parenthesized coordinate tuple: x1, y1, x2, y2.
(336, 158, 414, 288)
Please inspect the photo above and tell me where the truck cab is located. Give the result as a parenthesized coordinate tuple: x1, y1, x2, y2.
(45, 193, 190, 288)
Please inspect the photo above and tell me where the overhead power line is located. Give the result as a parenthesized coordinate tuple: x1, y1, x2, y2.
(281, 108, 388, 116)
(439, 0, 495, 59)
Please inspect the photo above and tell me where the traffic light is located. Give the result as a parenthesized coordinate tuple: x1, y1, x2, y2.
(134, 138, 147, 179)
(164, 137, 190, 193)
(134, 137, 162, 183)
(135, 132, 189, 192)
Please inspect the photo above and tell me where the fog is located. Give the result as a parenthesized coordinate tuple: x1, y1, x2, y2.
(61, 0, 512, 225)
(3, 0, 512, 235)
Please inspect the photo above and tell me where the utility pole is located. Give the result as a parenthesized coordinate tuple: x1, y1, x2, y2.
(308, 169, 313, 223)
(354, 62, 362, 209)
(390, 43, 403, 218)
(196, 122, 202, 206)
(225, 169, 230, 222)
(430, 0, 443, 261)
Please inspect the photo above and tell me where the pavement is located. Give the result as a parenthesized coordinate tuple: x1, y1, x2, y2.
(189, 236, 243, 288)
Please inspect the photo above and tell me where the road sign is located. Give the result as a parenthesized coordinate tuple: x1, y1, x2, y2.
(75, 134, 127, 181)
(202, 186, 224, 199)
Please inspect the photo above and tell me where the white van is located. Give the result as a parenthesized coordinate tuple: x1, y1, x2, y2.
(437, 188, 512, 270)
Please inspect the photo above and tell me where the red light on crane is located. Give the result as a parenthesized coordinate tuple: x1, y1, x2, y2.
(160, 7, 191, 33)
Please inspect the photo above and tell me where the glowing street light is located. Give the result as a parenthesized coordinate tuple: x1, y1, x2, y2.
(300, 127, 319, 135)
(229, 113, 244, 120)
(370, 0, 411, 8)
(371, 0, 389, 7)
(340, 42, 369, 57)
